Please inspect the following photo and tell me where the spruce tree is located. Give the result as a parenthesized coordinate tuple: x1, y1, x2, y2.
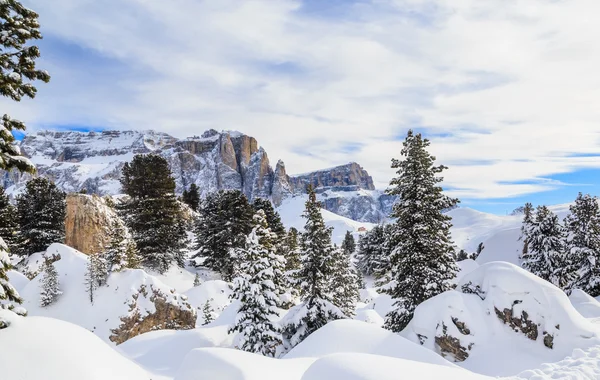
(182, 183, 200, 212)
(104, 219, 139, 272)
(120, 154, 188, 274)
(192, 190, 254, 280)
(355, 225, 390, 277)
(284, 227, 301, 271)
(0, 0, 50, 175)
(519, 203, 535, 260)
(341, 231, 356, 256)
(39, 258, 61, 307)
(381, 130, 459, 333)
(330, 247, 360, 317)
(16, 177, 66, 256)
(565, 193, 600, 296)
(521, 206, 566, 285)
(201, 300, 214, 325)
(229, 210, 284, 357)
(84, 256, 99, 304)
(193, 272, 201, 287)
(0, 186, 18, 252)
(0, 237, 23, 315)
(282, 187, 345, 348)
(252, 198, 286, 239)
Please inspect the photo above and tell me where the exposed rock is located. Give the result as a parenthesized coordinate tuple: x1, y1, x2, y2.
(435, 324, 471, 362)
(494, 302, 538, 341)
(290, 162, 375, 191)
(272, 160, 293, 207)
(110, 284, 196, 345)
(65, 194, 116, 255)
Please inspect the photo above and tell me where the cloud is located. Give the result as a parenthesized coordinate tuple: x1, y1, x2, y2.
(5, 0, 600, 200)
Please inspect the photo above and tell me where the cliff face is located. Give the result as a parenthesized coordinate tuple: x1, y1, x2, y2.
(65, 194, 116, 255)
(2, 129, 392, 223)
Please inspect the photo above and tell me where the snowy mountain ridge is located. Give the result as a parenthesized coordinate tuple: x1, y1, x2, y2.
(1, 129, 391, 222)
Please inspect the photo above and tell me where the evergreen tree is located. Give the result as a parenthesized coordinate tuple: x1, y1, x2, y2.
(39, 258, 61, 307)
(564, 193, 600, 296)
(519, 203, 535, 259)
(192, 190, 254, 280)
(282, 187, 345, 348)
(201, 300, 214, 325)
(474, 242, 485, 259)
(284, 227, 301, 271)
(229, 210, 284, 357)
(252, 198, 287, 238)
(330, 247, 360, 317)
(104, 219, 139, 272)
(193, 272, 201, 287)
(0, 237, 24, 315)
(0, 0, 50, 175)
(16, 177, 66, 256)
(84, 255, 100, 304)
(341, 231, 356, 256)
(0, 186, 18, 252)
(182, 183, 200, 212)
(120, 154, 188, 273)
(355, 225, 390, 277)
(381, 130, 459, 333)
(521, 206, 566, 285)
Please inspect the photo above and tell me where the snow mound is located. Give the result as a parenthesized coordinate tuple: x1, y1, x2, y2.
(19, 243, 195, 343)
(0, 310, 150, 380)
(404, 261, 600, 376)
(517, 346, 600, 379)
(184, 279, 232, 325)
(285, 319, 454, 368)
(175, 348, 314, 380)
(570, 290, 600, 319)
(300, 353, 491, 380)
(457, 259, 479, 281)
(7, 270, 29, 292)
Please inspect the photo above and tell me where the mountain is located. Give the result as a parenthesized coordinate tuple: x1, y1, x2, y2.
(1, 129, 392, 222)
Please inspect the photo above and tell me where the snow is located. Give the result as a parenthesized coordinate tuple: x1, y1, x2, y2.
(0, 309, 150, 380)
(184, 280, 233, 325)
(7, 269, 29, 292)
(570, 290, 600, 319)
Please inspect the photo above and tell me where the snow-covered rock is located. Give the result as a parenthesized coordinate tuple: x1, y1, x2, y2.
(403, 261, 600, 376)
(19, 244, 196, 344)
(0, 310, 150, 380)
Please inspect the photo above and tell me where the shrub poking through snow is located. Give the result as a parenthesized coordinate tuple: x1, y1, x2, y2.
(39, 258, 61, 307)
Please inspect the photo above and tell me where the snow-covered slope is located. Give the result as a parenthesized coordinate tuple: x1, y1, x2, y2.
(19, 244, 195, 343)
(0, 310, 151, 380)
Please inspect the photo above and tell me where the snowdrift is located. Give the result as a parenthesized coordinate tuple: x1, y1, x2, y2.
(569, 289, 600, 319)
(404, 261, 600, 376)
(184, 279, 233, 325)
(285, 319, 454, 368)
(19, 243, 195, 343)
(0, 310, 150, 380)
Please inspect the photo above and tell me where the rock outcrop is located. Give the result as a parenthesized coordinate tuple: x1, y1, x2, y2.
(65, 194, 116, 255)
(2, 129, 392, 222)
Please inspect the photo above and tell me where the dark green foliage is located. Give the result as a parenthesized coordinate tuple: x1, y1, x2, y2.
(0, 0, 50, 174)
(284, 227, 301, 271)
(355, 224, 392, 277)
(120, 154, 188, 274)
(381, 130, 459, 333)
(182, 183, 200, 212)
(330, 247, 360, 317)
(192, 190, 254, 281)
(16, 177, 66, 256)
(0, 186, 18, 251)
(341, 231, 356, 256)
(520, 203, 534, 257)
(252, 198, 286, 239)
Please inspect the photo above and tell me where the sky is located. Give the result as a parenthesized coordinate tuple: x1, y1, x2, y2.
(4, 0, 600, 214)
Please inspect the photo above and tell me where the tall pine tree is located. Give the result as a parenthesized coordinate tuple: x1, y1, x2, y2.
(519, 202, 535, 260)
(330, 247, 360, 317)
(182, 183, 200, 212)
(284, 227, 301, 271)
(564, 193, 600, 296)
(355, 224, 391, 277)
(0, 186, 18, 252)
(120, 154, 188, 273)
(0, 0, 50, 175)
(104, 218, 140, 272)
(16, 177, 66, 256)
(381, 130, 459, 333)
(229, 210, 284, 357)
(282, 186, 345, 348)
(192, 190, 254, 280)
(341, 231, 356, 256)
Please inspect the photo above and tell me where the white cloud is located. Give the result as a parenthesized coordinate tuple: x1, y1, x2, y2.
(5, 0, 600, 199)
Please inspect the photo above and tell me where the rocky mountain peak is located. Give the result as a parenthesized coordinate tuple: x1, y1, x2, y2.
(289, 162, 375, 192)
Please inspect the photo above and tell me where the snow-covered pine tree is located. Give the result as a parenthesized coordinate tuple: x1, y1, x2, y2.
(192, 190, 254, 280)
(84, 256, 99, 304)
(381, 130, 459, 333)
(281, 186, 345, 348)
(521, 206, 567, 285)
(0, 186, 18, 252)
(0, 0, 50, 175)
(39, 258, 61, 307)
(104, 219, 138, 272)
(519, 203, 535, 260)
(182, 183, 200, 212)
(341, 231, 356, 256)
(0, 237, 24, 316)
(15, 177, 66, 256)
(330, 247, 360, 317)
(355, 224, 389, 277)
(284, 227, 301, 271)
(193, 273, 201, 287)
(202, 300, 214, 325)
(564, 193, 600, 296)
(229, 210, 284, 357)
(120, 154, 188, 273)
